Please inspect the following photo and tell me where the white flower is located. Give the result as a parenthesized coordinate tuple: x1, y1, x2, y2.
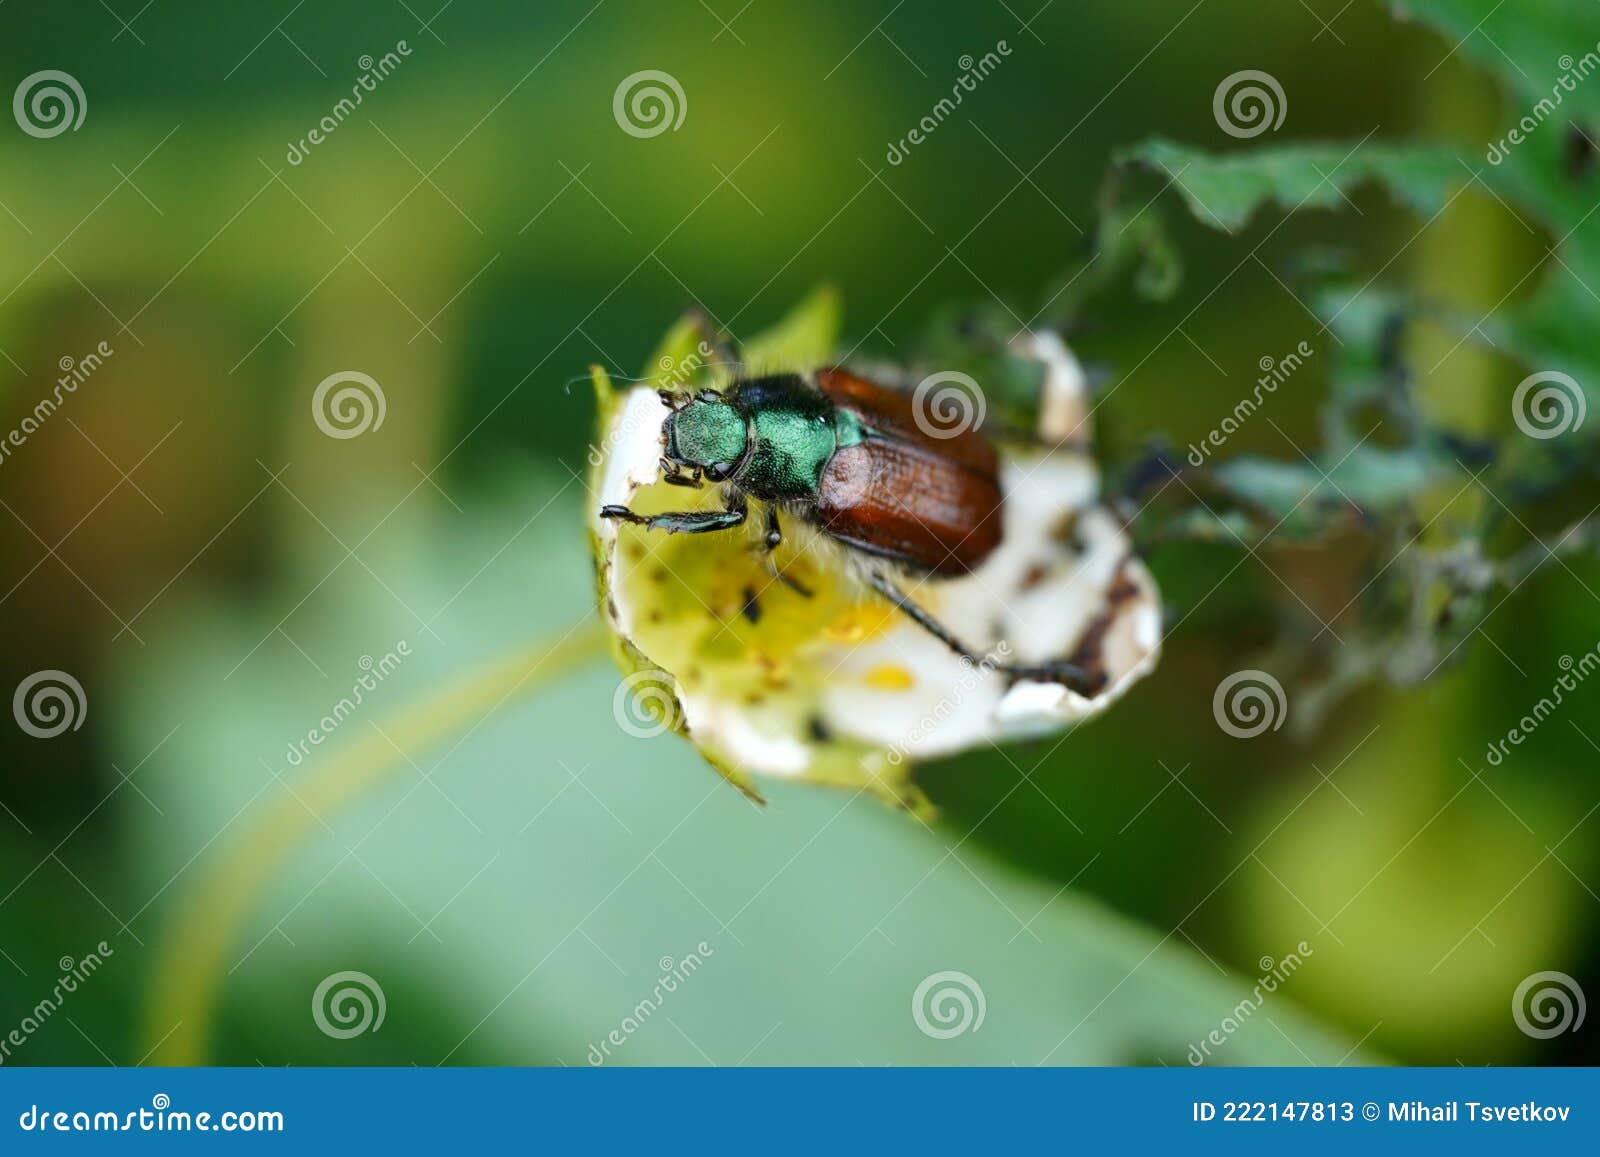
(589, 293, 1161, 807)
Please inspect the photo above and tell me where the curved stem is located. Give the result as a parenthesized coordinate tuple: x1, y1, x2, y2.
(142, 620, 610, 1064)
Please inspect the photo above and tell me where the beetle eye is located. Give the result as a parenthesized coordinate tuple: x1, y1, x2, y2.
(704, 461, 734, 482)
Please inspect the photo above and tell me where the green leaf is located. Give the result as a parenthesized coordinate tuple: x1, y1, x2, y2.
(1392, 0, 1600, 430)
(114, 471, 1368, 1066)
(1389, 0, 1600, 123)
(1120, 121, 1599, 436)
(1117, 137, 1464, 235)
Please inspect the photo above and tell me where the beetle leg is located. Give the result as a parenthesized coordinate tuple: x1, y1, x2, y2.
(866, 572, 1104, 698)
(600, 496, 747, 535)
(660, 458, 702, 487)
(772, 569, 814, 598)
(865, 571, 993, 667)
(760, 508, 814, 598)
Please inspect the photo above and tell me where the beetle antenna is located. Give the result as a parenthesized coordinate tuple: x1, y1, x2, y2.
(657, 388, 691, 411)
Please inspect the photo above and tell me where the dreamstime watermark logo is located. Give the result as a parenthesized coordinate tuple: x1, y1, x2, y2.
(587, 339, 717, 468)
(286, 42, 412, 165)
(0, 941, 114, 1065)
(312, 370, 387, 439)
(1187, 340, 1314, 465)
(1487, 45, 1600, 165)
(887, 641, 1012, 766)
(0, 340, 114, 471)
(586, 942, 715, 1064)
(1512, 970, 1586, 1039)
(13, 670, 86, 738)
(282, 642, 411, 769)
(885, 40, 1012, 165)
(13, 70, 86, 138)
(1484, 644, 1599, 766)
(912, 970, 986, 1039)
(612, 70, 686, 138)
(612, 669, 681, 738)
(1187, 942, 1313, 1064)
(1213, 70, 1286, 139)
(912, 371, 985, 440)
(1212, 669, 1286, 738)
(1512, 370, 1586, 440)
(312, 970, 386, 1039)
(17, 1094, 283, 1134)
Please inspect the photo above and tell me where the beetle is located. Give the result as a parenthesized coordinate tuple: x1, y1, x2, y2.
(599, 367, 1103, 696)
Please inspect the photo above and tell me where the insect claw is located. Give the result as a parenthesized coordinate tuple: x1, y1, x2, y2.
(1004, 660, 1106, 699)
(599, 504, 646, 525)
(660, 457, 702, 487)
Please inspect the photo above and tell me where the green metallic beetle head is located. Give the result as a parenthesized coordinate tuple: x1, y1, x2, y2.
(663, 393, 748, 481)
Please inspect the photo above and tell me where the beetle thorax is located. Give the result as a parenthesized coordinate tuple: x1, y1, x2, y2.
(737, 405, 846, 500)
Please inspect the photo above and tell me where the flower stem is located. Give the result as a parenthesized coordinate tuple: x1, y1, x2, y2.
(142, 619, 610, 1064)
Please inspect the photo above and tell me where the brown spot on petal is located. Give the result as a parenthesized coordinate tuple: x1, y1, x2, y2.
(1105, 562, 1143, 608)
(1051, 510, 1086, 554)
(1063, 556, 1144, 685)
(1019, 561, 1052, 591)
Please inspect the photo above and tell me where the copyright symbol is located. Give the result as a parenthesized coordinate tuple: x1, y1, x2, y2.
(1362, 1102, 1380, 1121)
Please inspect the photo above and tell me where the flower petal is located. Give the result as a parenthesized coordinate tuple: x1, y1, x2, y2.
(588, 303, 1161, 802)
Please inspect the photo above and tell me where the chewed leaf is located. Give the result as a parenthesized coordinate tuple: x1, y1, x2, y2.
(1386, 0, 1600, 428)
(587, 297, 1163, 803)
(1120, 122, 1600, 439)
(1117, 138, 1462, 234)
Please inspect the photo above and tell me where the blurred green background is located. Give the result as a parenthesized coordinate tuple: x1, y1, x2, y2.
(1, 0, 1596, 1066)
